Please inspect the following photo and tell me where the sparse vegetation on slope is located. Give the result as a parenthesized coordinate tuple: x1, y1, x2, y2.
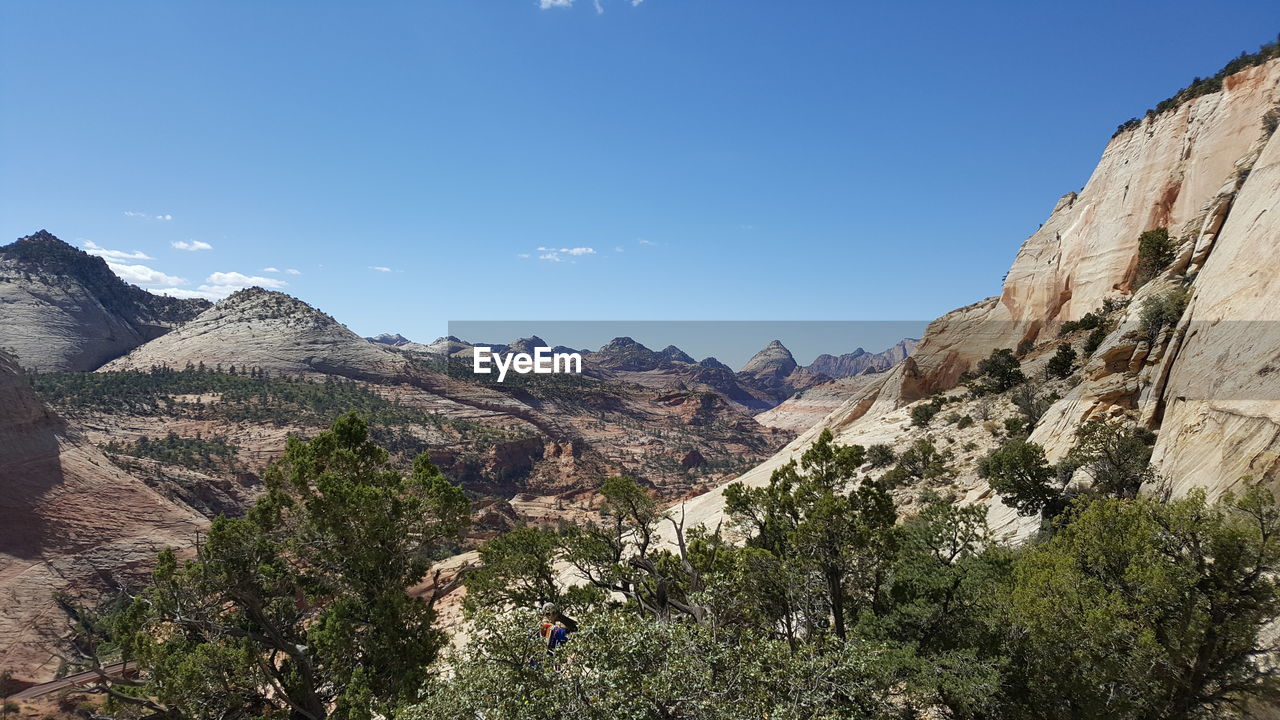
(103, 432, 240, 473)
(31, 366, 527, 446)
(1113, 36, 1280, 137)
(1134, 227, 1176, 288)
(1139, 286, 1192, 343)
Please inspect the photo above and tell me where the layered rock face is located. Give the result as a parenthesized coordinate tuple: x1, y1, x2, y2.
(882, 60, 1280, 406)
(754, 373, 884, 432)
(0, 231, 210, 371)
(0, 352, 205, 681)
(102, 287, 410, 381)
(665, 58, 1280, 541)
(1152, 123, 1280, 496)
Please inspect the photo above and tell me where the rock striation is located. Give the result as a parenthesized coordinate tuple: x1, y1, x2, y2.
(0, 231, 210, 371)
(0, 351, 206, 682)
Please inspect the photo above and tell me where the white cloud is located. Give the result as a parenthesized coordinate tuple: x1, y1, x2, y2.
(106, 262, 187, 287)
(173, 271, 289, 300)
(638, 238, 655, 245)
(206, 271, 286, 289)
(632, 0, 643, 5)
(517, 253, 531, 259)
(369, 266, 393, 272)
(123, 211, 172, 221)
(536, 246, 595, 255)
(172, 240, 213, 251)
(285, 268, 302, 275)
(539, 0, 573, 7)
(593, 0, 603, 12)
(534, 246, 596, 262)
(83, 240, 151, 261)
(153, 287, 222, 301)
(615, 246, 624, 253)
(262, 267, 280, 273)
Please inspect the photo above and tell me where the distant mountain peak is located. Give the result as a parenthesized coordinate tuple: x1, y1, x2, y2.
(740, 340, 797, 376)
(101, 285, 404, 380)
(698, 356, 731, 371)
(591, 336, 696, 372)
(599, 336, 647, 353)
(805, 338, 920, 378)
(0, 230, 211, 371)
(660, 345, 695, 364)
(368, 332, 412, 346)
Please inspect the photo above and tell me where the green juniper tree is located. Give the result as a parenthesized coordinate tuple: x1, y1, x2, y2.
(77, 413, 469, 720)
(999, 487, 1280, 720)
(725, 429, 892, 641)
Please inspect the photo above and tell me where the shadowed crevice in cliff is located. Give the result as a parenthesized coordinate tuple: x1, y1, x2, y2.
(0, 351, 71, 561)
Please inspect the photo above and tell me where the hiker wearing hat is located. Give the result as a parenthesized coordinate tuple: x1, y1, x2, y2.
(539, 602, 578, 652)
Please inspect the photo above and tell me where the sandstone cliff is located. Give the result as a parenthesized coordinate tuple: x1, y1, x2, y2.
(663, 57, 1280, 541)
(0, 352, 206, 682)
(0, 231, 210, 372)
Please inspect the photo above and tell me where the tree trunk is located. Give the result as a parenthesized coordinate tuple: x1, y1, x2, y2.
(826, 566, 846, 640)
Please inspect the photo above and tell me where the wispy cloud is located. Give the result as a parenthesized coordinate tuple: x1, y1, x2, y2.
(153, 287, 222, 301)
(124, 211, 173, 221)
(83, 240, 152, 261)
(615, 246, 625, 253)
(107, 262, 187, 287)
(540, 0, 644, 11)
(285, 268, 302, 275)
(161, 271, 288, 300)
(369, 266, 393, 273)
(637, 238, 656, 246)
(172, 240, 213, 251)
(535, 246, 597, 262)
(206, 271, 286, 289)
(517, 253, 531, 259)
(262, 267, 280, 273)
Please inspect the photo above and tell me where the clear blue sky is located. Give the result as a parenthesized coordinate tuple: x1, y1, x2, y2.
(3, 1, 1278, 357)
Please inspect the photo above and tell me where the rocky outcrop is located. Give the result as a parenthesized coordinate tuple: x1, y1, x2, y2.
(0, 231, 210, 372)
(807, 338, 919, 378)
(0, 352, 205, 682)
(101, 287, 409, 381)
